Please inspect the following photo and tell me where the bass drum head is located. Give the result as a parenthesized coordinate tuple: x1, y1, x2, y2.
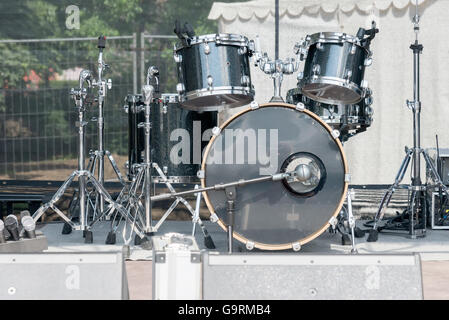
(201, 103, 348, 250)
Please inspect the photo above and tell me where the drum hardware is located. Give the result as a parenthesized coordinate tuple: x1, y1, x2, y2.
(286, 87, 373, 142)
(251, 36, 300, 102)
(87, 35, 127, 218)
(367, 1, 449, 242)
(296, 23, 378, 105)
(61, 36, 127, 236)
(151, 171, 291, 253)
(122, 66, 216, 248)
(31, 70, 145, 243)
(149, 163, 215, 249)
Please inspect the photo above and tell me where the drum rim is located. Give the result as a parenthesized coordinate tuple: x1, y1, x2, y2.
(300, 76, 364, 105)
(288, 87, 373, 107)
(200, 102, 349, 250)
(304, 31, 370, 52)
(175, 33, 250, 50)
(180, 86, 255, 111)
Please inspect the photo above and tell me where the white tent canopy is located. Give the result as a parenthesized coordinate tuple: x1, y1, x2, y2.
(208, 0, 448, 184)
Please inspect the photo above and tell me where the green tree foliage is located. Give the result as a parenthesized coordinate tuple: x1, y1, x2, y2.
(0, 0, 240, 173)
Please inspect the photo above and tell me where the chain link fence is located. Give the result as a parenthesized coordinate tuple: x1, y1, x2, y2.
(0, 34, 179, 182)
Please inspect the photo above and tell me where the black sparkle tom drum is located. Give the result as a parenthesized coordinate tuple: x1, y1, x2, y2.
(174, 33, 255, 111)
(126, 93, 218, 183)
(201, 102, 348, 250)
(297, 32, 372, 105)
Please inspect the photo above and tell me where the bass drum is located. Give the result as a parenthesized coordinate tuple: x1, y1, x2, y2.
(201, 103, 348, 250)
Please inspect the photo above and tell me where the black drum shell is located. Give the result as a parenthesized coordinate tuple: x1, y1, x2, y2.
(286, 88, 372, 141)
(300, 37, 369, 105)
(175, 35, 254, 111)
(126, 94, 218, 182)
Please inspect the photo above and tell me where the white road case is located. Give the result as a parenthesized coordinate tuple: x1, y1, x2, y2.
(152, 233, 202, 300)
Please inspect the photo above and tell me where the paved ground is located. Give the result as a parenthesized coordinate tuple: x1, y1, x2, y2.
(38, 220, 449, 300)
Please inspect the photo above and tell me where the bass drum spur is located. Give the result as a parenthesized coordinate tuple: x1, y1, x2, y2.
(201, 102, 348, 250)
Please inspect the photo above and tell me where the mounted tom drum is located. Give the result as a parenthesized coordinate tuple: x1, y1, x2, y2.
(174, 33, 255, 111)
(297, 32, 373, 105)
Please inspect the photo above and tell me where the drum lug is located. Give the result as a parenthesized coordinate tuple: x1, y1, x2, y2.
(212, 126, 221, 136)
(294, 40, 308, 60)
(316, 42, 324, 51)
(292, 242, 301, 252)
(123, 105, 129, 113)
(329, 216, 338, 228)
(210, 213, 219, 223)
(125, 161, 129, 169)
(241, 75, 250, 86)
(204, 42, 211, 55)
(245, 241, 255, 250)
(163, 166, 168, 174)
(207, 75, 214, 90)
(295, 102, 305, 111)
(344, 70, 352, 85)
(197, 170, 205, 179)
(364, 57, 373, 66)
(173, 52, 182, 63)
(296, 72, 304, 80)
(331, 129, 340, 140)
(176, 83, 185, 94)
(312, 64, 320, 78)
(238, 46, 247, 55)
(250, 101, 259, 110)
(361, 80, 369, 96)
(351, 44, 357, 55)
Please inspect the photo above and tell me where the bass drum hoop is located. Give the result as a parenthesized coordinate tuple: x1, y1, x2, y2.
(200, 102, 349, 250)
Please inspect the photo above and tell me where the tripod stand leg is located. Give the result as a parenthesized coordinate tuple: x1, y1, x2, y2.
(347, 189, 357, 253)
(33, 171, 78, 224)
(153, 163, 217, 249)
(105, 150, 127, 186)
(178, 195, 216, 249)
(368, 148, 413, 242)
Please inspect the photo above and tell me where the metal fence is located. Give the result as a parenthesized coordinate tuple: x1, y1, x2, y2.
(0, 34, 178, 182)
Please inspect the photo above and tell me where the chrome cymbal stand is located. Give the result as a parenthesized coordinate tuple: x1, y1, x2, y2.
(368, 1, 449, 241)
(125, 73, 156, 237)
(63, 36, 126, 233)
(32, 70, 145, 243)
(88, 35, 126, 219)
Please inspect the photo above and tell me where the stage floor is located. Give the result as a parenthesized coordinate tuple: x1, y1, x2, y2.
(37, 220, 449, 300)
(39, 220, 449, 259)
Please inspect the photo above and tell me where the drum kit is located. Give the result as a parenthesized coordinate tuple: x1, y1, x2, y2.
(31, 15, 384, 251)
